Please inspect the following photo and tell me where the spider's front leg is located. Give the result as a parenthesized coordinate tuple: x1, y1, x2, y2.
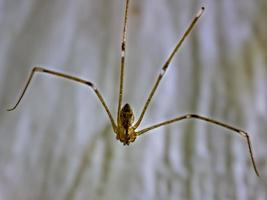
(137, 113, 260, 177)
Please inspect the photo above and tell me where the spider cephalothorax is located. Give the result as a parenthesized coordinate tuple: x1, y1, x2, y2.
(116, 103, 137, 145)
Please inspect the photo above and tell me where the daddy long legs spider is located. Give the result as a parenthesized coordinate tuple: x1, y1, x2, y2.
(7, 0, 260, 177)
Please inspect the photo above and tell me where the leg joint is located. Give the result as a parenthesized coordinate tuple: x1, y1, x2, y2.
(33, 66, 44, 72)
(185, 114, 199, 119)
(85, 81, 96, 90)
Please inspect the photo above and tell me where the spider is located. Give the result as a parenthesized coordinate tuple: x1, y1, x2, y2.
(7, 0, 259, 177)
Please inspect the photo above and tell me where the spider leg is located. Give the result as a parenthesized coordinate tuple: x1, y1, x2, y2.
(137, 113, 260, 177)
(117, 0, 130, 123)
(7, 66, 117, 132)
(133, 7, 205, 129)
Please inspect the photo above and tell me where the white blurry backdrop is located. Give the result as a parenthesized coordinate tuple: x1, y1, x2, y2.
(0, 0, 267, 199)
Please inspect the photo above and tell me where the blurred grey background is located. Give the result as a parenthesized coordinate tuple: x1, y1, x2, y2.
(0, 0, 267, 199)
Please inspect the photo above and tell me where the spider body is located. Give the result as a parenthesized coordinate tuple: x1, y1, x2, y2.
(117, 103, 137, 145)
(7, 0, 260, 176)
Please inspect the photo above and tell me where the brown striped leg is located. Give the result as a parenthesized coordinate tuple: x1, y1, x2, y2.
(133, 7, 205, 129)
(137, 113, 260, 177)
(117, 0, 130, 124)
(7, 66, 117, 132)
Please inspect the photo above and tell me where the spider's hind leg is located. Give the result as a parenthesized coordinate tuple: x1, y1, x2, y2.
(117, 0, 131, 123)
(133, 7, 205, 129)
(7, 66, 117, 132)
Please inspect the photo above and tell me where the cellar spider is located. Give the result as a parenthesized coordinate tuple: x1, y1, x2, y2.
(7, 0, 260, 177)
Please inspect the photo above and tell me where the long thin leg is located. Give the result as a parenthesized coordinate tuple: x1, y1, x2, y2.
(7, 67, 117, 132)
(133, 7, 205, 129)
(117, 0, 130, 123)
(137, 113, 260, 177)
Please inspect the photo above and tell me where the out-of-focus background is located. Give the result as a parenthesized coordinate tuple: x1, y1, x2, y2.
(0, 0, 267, 199)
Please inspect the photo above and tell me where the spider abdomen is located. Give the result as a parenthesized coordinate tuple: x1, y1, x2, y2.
(116, 103, 137, 145)
(119, 103, 134, 129)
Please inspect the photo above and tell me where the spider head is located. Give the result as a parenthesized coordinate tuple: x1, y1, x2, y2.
(116, 128, 137, 145)
(116, 103, 137, 145)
